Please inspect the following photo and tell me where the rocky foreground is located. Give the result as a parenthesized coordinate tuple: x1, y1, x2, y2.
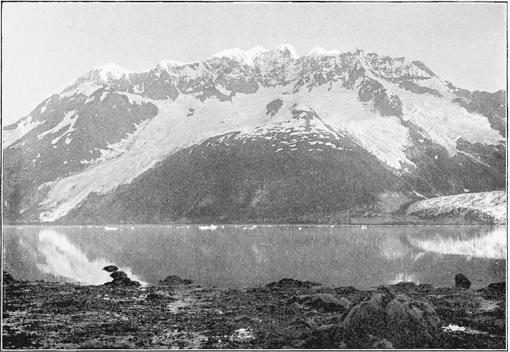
(2, 274, 505, 349)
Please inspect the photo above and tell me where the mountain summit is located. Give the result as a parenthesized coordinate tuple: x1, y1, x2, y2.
(3, 45, 506, 224)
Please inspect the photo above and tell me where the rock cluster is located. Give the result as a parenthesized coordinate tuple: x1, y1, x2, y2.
(102, 265, 140, 287)
(158, 275, 194, 286)
(266, 278, 321, 289)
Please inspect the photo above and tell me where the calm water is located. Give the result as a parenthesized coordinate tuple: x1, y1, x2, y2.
(2, 225, 506, 289)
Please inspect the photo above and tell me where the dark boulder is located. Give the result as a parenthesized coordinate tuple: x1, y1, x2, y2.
(342, 292, 440, 348)
(488, 282, 505, 293)
(158, 275, 194, 286)
(110, 271, 128, 279)
(106, 277, 141, 287)
(455, 274, 471, 289)
(102, 265, 119, 273)
(3, 272, 17, 285)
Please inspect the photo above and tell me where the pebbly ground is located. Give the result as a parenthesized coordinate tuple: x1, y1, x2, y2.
(2, 275, 505, 349)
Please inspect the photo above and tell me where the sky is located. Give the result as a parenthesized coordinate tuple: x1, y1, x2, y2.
(2, 2, 507, 126)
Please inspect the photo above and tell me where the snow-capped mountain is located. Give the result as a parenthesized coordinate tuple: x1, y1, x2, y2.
(3, 45, 506, 224)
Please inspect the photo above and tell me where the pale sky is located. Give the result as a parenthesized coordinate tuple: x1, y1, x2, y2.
(2, 2, 507, 126)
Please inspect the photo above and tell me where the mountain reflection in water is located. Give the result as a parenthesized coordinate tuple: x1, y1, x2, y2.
(2, 225, 505, 289)
(406, 226, 505, 259)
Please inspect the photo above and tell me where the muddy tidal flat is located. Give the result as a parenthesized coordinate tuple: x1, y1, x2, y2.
(2, 275, 506, 349)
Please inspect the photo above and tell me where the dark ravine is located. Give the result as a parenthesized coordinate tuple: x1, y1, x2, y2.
(2, 273, 505, 349)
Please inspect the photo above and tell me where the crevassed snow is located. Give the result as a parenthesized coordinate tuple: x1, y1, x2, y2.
(342, 116, 415, 169)
(93, 119, 151, 163)
(406, 190, 506, 223)
(3, 115, 44, 149)
(396, 87, 503, 155)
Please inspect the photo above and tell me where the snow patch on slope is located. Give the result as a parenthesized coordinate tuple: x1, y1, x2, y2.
(37, 110, 77, 141)
(60, 82, 103, 99)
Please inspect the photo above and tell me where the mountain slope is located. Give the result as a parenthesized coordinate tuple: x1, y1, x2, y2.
(61, 107, 415, 224)
(3, 45, 506, 224)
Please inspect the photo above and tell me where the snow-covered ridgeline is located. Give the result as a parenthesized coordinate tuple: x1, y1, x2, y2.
(2, 116, 44, 149)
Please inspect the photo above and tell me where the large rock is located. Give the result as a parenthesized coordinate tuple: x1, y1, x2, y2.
(105, 277, 141, 287)
(110, 271, 128, 279)
(102, 265, 119, 273)
(487, 282, 505, 293)
(3, 272, 17, 285)
(342, 292, 440, 348)
(455, 274, 471, 289)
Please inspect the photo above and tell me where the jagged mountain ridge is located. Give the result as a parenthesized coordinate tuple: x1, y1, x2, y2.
(3, 45, 506, 223)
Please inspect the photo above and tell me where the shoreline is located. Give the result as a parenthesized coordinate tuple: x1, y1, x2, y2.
(2, 274, 506, 349)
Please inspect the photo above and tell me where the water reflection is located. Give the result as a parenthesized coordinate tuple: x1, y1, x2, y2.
(405, 226, 506, 259)
(2, 225, 506, 289)
(14, 228, 146, 285)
